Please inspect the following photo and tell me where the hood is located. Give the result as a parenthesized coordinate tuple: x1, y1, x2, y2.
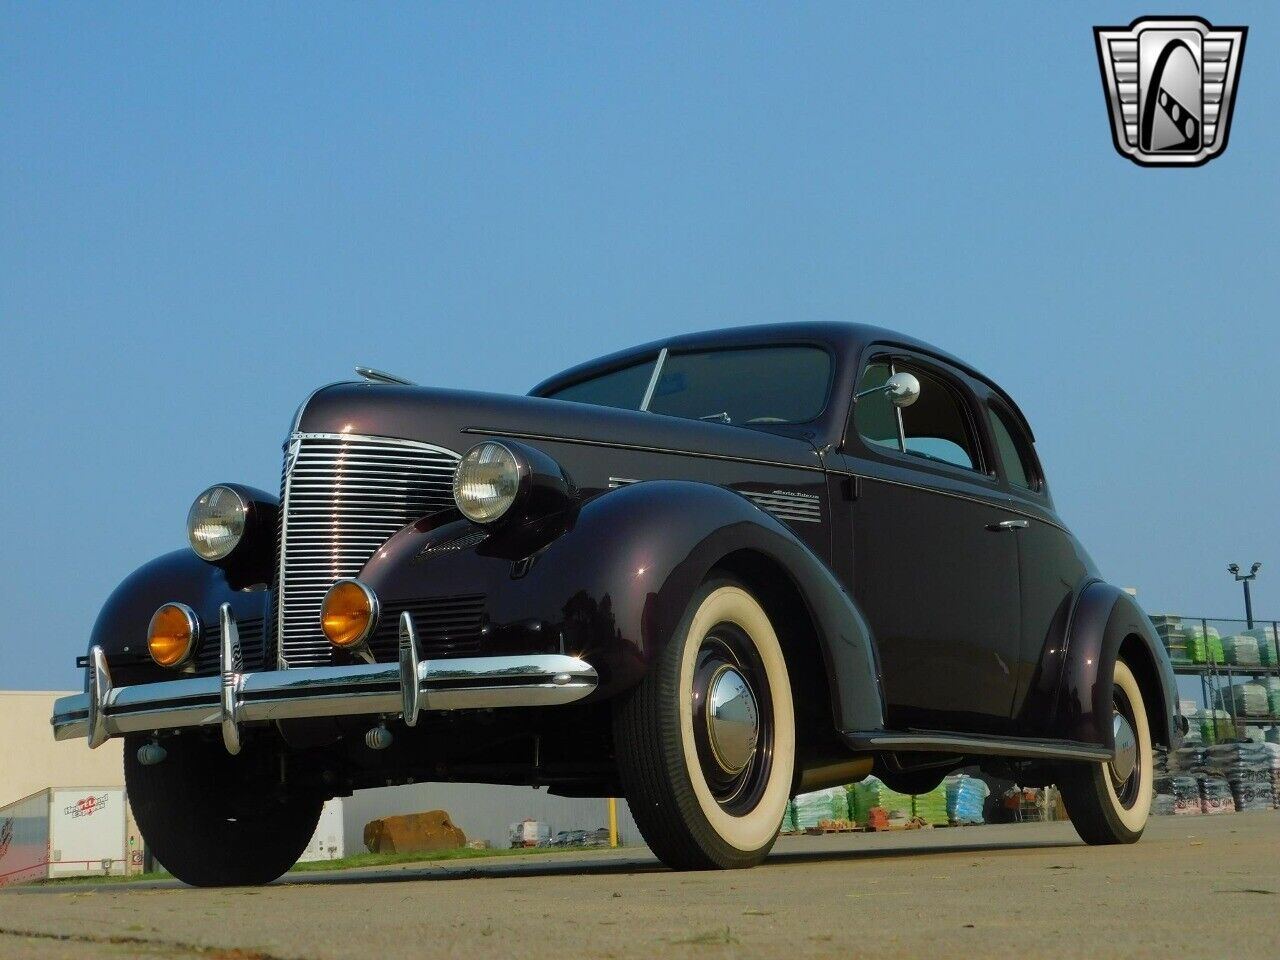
(298, 383, 820, 468)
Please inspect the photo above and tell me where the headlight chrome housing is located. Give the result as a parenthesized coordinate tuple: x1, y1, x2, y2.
(187, 485, 248, 561)
(453, 442, 523, 524)
(147, 602, 201, 668)
(452, 440, 575, 527)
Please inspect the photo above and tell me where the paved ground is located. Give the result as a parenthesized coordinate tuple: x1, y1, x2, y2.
(1, 812, 1278, 959)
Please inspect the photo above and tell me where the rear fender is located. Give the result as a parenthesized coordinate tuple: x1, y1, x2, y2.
(1051, 582, 1178, 750)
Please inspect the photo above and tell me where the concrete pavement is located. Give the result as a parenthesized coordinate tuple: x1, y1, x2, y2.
(2, 812, 1277, 959)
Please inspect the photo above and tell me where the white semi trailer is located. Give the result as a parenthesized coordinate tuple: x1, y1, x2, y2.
(0, 787, 130, 885)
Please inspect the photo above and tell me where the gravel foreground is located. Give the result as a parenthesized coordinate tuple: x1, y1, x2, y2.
(1, 813, 1277, 959)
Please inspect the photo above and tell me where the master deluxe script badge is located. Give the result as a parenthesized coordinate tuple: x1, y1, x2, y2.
(1094, 17, 1246, 167)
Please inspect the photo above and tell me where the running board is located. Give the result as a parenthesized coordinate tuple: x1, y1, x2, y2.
(841, 730, 1112, 762)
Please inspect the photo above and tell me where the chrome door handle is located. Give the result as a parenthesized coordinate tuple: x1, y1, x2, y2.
(987, 519, 1028, 531)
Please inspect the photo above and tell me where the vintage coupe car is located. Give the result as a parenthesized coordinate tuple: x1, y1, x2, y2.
(51, 323, 1179, 885)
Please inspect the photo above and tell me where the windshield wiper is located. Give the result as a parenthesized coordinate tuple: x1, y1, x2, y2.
(698, 412, 732, 424)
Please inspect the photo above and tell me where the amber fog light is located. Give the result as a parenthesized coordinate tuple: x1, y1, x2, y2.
(321, 579, 379, 649)
(147, 603, 200, 668)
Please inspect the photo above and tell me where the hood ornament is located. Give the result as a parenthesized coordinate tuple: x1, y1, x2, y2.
(355, 365, 416, 386)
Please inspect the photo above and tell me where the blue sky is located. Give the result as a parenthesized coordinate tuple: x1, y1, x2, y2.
(2, 3, 1276, 690)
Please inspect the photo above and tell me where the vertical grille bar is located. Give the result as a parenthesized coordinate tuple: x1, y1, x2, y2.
(275, 432, 461, 667)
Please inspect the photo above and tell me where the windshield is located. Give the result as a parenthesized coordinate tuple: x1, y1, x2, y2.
(544, 345, 832, 426)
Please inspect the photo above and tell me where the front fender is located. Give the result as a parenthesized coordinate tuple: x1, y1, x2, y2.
(86, 550, 271, 686)
(1051, 581, 1179, 750)
(360, 480, 885, 732)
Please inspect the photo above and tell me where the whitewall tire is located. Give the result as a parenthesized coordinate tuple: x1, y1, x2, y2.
(614, 578, 796, 870)
(1058, 659, 1153, 844)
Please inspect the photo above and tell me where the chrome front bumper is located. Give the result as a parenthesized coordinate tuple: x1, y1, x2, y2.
(51, 604, 598, 753)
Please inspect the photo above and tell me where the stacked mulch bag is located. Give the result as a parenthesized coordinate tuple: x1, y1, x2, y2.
(1207, 742, 1275, 812)
(792, 787, 849, 829)
(1217, 682, 1270, 718)
(912, 783, 949, 826)
(1223, 633, 1262, 667)
(846, 776, 913, 826)
(944, 774, 989, 824)
(1267, 743, 1280, 809)
(1185, 624, 1224, 665)
(1199, 775, 1234, 814)
(1162, 745, 1206, 815)
(1264, 678, 1280, 718)
(1152, 747, 1176, 816)
(1197, 709, 1235, 745)
(1246, 625, 1279, 667)
(1151, 615, 1189, 665)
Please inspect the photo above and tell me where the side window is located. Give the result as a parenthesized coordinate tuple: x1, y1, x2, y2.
(988, 405, 1040, 490)
(853, 358, 981, 472)
(853, 362, 901, 451)
(899, 367, 980, 471)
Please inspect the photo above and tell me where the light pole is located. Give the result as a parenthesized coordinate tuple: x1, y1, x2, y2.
(1227, 562, 1262, 628)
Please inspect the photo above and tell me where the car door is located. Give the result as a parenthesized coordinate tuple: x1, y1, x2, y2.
(835, 351, 1025, 735)
(982, 396, 1096, 722)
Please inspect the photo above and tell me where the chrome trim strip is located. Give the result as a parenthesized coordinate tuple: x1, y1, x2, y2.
(51, 644, 598, 745)
(744, 490, 822, 523)
(461, 428, 826, 473)
(842, 730, 1112, 762)
(829, 469, 1070, 535)
(639, 347, 668, 412)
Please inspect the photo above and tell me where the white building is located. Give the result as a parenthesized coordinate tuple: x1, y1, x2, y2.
(0, 692, 125, 807)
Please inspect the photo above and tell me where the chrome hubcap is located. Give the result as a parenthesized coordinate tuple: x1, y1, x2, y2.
(1110, 710, 1137, 789)
(705, 665, 760, 776)
(691, 625, 774, 814)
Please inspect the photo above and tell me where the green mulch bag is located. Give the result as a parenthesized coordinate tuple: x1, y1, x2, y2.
(912, 784, 949, 825)
(793, 787, 849, 829)
(1186, 625, 1223, 665)
(877, 785, 914, 821)
(848, 777, 882, 825)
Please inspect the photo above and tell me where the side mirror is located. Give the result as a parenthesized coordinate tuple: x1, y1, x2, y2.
(883, 372, 920, 408)
(855, 371, 921, 408)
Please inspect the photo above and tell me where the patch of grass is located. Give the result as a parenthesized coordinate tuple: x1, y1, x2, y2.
(37, 870, 171, 886)
(288, 843, 614, 873)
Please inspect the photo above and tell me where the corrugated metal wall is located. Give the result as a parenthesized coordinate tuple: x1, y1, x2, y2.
(342, 783, 641, 851)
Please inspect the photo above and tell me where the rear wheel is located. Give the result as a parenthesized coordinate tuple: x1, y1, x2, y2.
(1057, 659, 1152, 844)
(614, 578, 796, 870)
(125, 734, 322, 886)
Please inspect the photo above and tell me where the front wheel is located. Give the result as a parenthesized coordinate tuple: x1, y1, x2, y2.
(125, 734, 322, 886)
(614, 578, 796, 870)
(1056, 659, 1153, 844)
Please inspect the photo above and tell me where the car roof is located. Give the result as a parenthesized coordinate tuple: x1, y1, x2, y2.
(530, 322, 1035, 440)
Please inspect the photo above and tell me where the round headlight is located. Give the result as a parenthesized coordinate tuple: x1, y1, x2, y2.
(148, 602, 200, 668)
(187, 485, 247, 561)
(453, 442, 522, 524)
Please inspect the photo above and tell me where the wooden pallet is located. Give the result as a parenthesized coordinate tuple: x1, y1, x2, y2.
(871, 817, 932, 832)
(802, 824, 869, 835)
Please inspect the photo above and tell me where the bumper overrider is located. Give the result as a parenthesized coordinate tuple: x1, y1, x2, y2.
(51, 603, 598, 754)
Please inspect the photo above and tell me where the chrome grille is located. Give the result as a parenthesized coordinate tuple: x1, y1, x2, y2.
(368, 595, 487, 661)
(276, 432, 461, 667)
